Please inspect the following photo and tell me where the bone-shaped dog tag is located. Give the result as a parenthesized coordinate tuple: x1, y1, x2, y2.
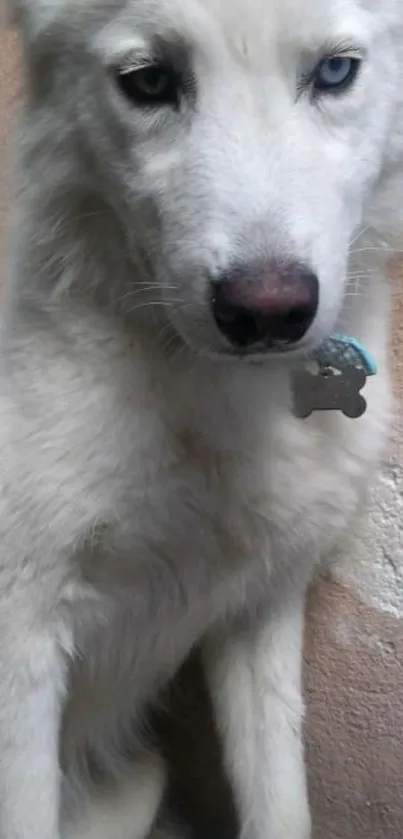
(292, 365, 367, 419)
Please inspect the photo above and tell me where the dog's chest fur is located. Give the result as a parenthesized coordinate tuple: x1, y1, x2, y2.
(44, 317, 385, 717)
(2, 306, 388, 780)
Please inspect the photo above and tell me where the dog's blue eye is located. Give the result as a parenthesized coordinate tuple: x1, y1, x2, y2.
(314, 56, 360, 92)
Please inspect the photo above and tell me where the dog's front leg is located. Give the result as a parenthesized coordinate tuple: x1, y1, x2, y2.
(0, 623, 65, 839)
(203, 596, 310, 839)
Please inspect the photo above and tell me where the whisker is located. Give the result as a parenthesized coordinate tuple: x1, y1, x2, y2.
(129, 282, 180, 289)
(117, 286, 180, 305)
(349, 226, 370, 248)
(119, 284, 179, 296)
(346, 269, 375, 276)
(160, 334, 180, 356)
(349, 245, 395, 255)
(125, 300, 184, 315)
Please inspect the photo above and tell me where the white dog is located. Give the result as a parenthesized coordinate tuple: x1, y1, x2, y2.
(2, 0, 403, 837)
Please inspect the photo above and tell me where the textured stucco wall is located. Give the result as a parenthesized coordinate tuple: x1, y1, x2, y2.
(304, 305, 403, 838)
(0, 19, 402, 838)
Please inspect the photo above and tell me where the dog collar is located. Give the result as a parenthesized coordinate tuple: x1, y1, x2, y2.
(292, 333, 377, 419)
(310, 333, 377, 377)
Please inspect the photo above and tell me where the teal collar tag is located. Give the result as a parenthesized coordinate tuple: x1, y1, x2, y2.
(311, 333, 377, 377)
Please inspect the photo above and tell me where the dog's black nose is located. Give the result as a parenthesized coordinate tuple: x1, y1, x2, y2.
(211, 261, 319, 350)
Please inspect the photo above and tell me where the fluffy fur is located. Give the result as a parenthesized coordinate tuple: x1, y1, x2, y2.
(1, 0, 403, 837)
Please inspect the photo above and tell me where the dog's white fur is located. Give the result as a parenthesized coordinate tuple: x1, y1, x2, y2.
(2, 0, 403, 837)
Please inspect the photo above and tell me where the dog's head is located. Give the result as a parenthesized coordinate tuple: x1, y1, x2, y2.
(11, 0, 403, 358)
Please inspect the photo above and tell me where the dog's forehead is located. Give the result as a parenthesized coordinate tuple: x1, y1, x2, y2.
(132, 0, 369, 40)
(197, 0, 371, 58)
(17, 0, 387, 58)
(109, 0, 374, 65)
(198, 0, 357, 36)
(71, 0, 373, 74)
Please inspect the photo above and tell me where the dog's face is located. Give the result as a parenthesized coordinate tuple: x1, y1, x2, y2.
(13, 0, 403, 358)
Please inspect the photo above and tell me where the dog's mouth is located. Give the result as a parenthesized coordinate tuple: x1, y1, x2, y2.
(164, 328, 317, 366)
(215, 343, 305, 362)
(159, 285, 341, 365)
(160, 308, 325, 364)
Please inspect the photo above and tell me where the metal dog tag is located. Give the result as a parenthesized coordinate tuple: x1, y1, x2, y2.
(292, 365, 367, 419)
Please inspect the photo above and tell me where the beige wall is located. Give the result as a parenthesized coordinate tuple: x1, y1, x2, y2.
(305, 272, 403, 837)
(0, 21, 402, 839)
